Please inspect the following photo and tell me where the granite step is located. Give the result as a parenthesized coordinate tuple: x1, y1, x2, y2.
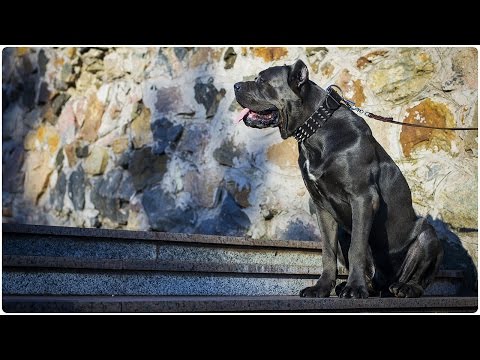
(2, 254, 465, 297)
(2, 223, 469, 297)
(3, 295, 477, 313)
(2, 223, 323, 269)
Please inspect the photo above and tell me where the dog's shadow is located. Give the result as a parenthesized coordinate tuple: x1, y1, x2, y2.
(426, 216, 478, 295)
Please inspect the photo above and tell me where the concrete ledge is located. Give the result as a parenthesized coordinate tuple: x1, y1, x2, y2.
(3, 295, 477, 313)
(2, 223, 322, 250)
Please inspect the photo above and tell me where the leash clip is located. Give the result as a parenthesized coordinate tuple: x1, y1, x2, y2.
(325, 85, 342, 109)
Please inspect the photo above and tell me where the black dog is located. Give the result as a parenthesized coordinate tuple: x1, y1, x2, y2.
(234, 60, 443, 298)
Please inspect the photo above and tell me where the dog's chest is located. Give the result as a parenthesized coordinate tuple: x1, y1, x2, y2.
(299, 143, 350, 221)
(299, 143, 324, 183)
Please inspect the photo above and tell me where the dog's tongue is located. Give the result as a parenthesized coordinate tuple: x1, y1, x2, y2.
(235, 108, 250, 123)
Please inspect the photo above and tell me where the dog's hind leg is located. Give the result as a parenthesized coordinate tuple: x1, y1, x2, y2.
(300, 206, 338, 298)
(389, 223, 443, 298)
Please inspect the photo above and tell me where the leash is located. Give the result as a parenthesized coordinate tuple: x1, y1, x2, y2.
(327, 85, 478, 131)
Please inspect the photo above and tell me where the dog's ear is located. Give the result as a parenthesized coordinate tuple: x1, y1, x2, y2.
(289, 60, 309, 90)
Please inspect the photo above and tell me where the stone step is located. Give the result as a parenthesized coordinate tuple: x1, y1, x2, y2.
(2, 223, 323, 268)
(2, 295, 477, 313)
(2, 224, 469, 297)
(2, 254, 465, 297)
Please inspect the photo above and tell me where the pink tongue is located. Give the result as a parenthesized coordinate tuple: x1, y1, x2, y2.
(235, 108, 250, 123)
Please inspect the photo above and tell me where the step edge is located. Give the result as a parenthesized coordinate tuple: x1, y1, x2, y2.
(3, 295, 478, 312)
(2, 223, 322, 250)
(2, 255, 465, 279)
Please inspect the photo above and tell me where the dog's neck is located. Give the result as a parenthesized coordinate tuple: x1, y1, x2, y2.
(301, 82, 328, 115)
(291, 83, 342, 143)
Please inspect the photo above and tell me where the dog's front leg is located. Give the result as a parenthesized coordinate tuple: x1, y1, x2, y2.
(338, 193, 378, 299)
(300, 206, 338, 298)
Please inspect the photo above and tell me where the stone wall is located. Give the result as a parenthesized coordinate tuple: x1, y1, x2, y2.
(2, 47, 477, 283)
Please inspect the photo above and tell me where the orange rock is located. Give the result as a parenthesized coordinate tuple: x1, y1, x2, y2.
(24, 152, 54, 204)
(78, 92, 104, 142)
(131, 105, 152, 148)
(335, 69, 366, 106)
(251, 47, 288, 62)
(189, 48, 223, 68)
(356, 50, 388, 69)
(65, 47, 77, 59)
(267, 138, 299, 169)
(16, 47, 30, 56)
(36, 125, 61, 155)
(309, 60, 320, 74)
(64, 142, 77, 167)
(321, 63, 334, 77)
(400, 99, 456, 157)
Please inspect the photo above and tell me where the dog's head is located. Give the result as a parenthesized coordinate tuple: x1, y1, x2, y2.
(234, 60, 314, 139)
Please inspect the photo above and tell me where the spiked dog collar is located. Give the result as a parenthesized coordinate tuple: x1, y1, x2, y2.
(293, 86, 343, 143)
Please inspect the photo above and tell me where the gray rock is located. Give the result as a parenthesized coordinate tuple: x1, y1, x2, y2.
(154, 86, 183, 115)
(151, 117, 183, 155)
(89, 169, 135, 224)
(37, 82, 50, 105)
(3, 191, 13, 214)
(224, 47, 237, 69)
(155, 49, 174, 77)
(128, 147, 168, 190)
(51, 93, 71, 116)
(52, 171, 67, 212)
(55, 149, 64, 169)
(75, 144, 89, 158)
(218, 191, 251, 232)
(142, 187, 195, 232)
(194, 78, 225, 118)
(224, 168, 252, 208)
(38, 49, 48, 76)
(117, 152, 130, 169)
(2, 88, 7, 112)
(118, 173, 135, 201)
(196, 191, 251, 236)
(213, 139, 242, 167)
(177, 124, 208, 159)
(2, 141, 25, 193)
(174, 47, 190, 61)
(22, 79, 36, 110)
(98, 169, 123, 197)
(18, 55, 33, 76)
(68, 166, 85, 210)
(59, 63, 77, 88)
(90, 171, 129, 225)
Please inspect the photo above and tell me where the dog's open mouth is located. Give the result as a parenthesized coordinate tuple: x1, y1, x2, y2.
(236, 107, 279, 128)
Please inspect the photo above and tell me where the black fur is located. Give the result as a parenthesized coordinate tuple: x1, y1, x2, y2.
(234, 60, 444, 298)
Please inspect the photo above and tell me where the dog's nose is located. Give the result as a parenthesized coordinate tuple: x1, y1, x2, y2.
(234, 83, 242, 92)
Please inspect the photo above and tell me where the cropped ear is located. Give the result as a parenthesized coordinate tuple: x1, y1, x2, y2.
(289, 59, 309, 89)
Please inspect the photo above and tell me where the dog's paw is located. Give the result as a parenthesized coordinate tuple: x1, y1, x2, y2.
(299, 285, 331, 298)
(338, 283, 369, 299)
(389, 282, 423, 298)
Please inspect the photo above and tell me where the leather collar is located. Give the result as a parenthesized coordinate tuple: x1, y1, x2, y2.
(293, 86, 343, 143)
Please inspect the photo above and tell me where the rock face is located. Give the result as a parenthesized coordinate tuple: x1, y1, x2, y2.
(367, 49, 435, 104)
(2, 47, 477, 290)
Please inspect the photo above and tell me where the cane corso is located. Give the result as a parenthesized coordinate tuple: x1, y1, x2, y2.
(234, 60, 443, 298)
